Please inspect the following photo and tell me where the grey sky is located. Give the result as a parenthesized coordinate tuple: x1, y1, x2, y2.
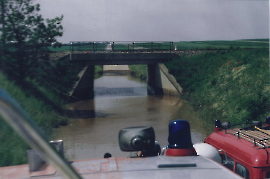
(35, 0, 269, 43)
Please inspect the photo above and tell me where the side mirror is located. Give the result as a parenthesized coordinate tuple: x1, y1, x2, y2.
(219, 149, 228, 165)
(118, 126, 155, 151)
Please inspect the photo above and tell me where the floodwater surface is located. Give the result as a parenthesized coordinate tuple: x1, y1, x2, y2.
(53, 74, 206, 160)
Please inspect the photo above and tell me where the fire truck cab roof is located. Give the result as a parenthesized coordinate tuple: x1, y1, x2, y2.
(205, 121, 270, 179)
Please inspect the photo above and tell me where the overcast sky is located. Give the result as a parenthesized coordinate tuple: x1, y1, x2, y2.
(35, 0, 269, 43)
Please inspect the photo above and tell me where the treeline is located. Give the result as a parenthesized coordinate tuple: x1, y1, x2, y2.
(0, 0, 64, 81)
(0, 0, 86, 102)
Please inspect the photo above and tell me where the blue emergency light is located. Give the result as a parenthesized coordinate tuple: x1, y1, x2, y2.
(168, 120, 193, 149)
(215, 120, 221, 128)
(214, 119, 223, 132)
(266, 117, 270, 124)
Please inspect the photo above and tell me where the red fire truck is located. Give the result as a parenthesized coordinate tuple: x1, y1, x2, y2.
(205, 118, 270, 179)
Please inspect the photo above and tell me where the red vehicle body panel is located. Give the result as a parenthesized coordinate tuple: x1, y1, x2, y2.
(205, 129, 270, 179)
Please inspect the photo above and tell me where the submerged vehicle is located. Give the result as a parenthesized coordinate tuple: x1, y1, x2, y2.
(0, 88, 242, 179)
(205, 119, 270, 179)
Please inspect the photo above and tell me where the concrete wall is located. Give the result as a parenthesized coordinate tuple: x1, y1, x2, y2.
(147, 63, 182, 96)
(69, 65, 94, 102)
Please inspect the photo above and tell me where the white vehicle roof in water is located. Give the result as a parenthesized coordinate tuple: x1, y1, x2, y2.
(1, 155, 243, 179)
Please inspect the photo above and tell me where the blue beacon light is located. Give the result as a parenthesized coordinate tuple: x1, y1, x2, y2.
(265, 117, 270, 127)
(168, 120, 193, 149)
(214, 119, 222, 132)
(215, 119, 221, 127)
(165, 119, 197, 156)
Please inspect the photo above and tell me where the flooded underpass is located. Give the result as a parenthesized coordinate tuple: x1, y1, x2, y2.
(52, 69, 207, 161)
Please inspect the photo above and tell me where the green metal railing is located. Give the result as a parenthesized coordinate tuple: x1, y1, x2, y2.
(70, 41, 174, 54)
(0, 88, 82, 179)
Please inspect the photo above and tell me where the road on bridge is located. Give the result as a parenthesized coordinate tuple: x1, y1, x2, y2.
(106, 44, 112, 51)
(103, 65, 130, 71)
(104, 44, 130, 72)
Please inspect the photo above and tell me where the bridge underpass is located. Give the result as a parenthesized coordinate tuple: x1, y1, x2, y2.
(69, 42, 183, 101)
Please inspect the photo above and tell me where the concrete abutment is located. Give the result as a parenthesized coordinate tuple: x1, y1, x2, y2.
(147, 63, 182, 96)
(69, 65, 94, 102)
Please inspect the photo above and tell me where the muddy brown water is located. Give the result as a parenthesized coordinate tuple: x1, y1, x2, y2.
(52, 73, 207, 160)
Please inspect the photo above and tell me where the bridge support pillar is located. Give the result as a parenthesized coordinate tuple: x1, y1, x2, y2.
(147, 63, 182, 96)
(147, 64, 163, 95)
(70, 65, 94, 101)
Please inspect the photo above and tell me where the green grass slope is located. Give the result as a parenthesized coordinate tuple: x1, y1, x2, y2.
(129, 65, 147, 80)
(164, 48, 269, 135)
(94, 65, 103, 79)
(0, 73, 69, 166)
(0, 52, 93, 167)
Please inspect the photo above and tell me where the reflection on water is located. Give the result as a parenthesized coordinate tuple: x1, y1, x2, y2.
(53, 74, 206, 160)
(94, 76, 147, 97)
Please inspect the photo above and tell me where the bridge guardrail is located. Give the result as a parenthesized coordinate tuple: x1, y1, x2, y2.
(70, 41, 174, 54)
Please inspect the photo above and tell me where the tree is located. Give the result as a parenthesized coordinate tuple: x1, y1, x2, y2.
(0, 0, 8, 74)
(0, 0, 63, 81)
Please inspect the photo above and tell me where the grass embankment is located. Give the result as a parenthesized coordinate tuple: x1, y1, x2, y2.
(94, 65, 103, 79)
(172, 39, 269, 50)
(0, 73, 69, 166)
(164, 48, 269, 135)
(129, 65, 147, 81)
(128, 49, 269, 136)
(0, 57, 88, 167)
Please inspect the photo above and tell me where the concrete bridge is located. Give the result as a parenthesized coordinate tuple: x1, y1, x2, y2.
(69, 42, 184, 101)
(70, 42, 178, 64)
